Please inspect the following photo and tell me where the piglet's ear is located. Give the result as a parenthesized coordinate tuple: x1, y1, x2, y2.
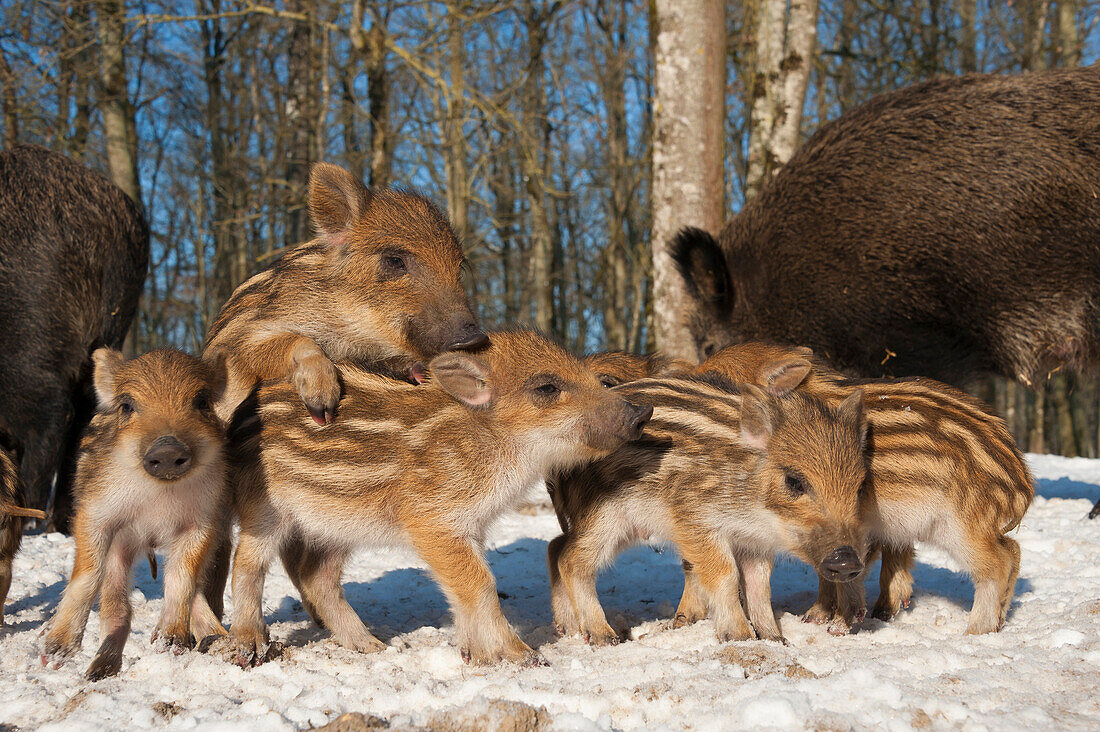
(207, 351, 252, 424)
(761, 357, 811, 396)
(309, 162, 371, 245)
(839, 388, 869, 446)
(739, 384, 774, 452)
(428, 353, 494, 407)
(92, 348, 125, 408)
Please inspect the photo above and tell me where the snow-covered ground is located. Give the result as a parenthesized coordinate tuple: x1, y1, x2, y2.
(2, 453, 1099, 731)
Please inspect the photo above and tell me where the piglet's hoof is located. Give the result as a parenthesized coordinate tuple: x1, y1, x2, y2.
(801, 605, 833, 625)
(152, 627, 194, 655)
(85, 652, 123, 681)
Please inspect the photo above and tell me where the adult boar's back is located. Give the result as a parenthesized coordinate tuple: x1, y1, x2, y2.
(0, 144, 149, 529)
(673, 66, 1100, 387)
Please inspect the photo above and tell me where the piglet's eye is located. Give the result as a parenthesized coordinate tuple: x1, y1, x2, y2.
(381, 255, 407, 276)
(784, 473, 806, 496)
(599, 376, 621, 388)
(534, 383, 560, 397)
(193, 392, 212, 413)
(118, 397, 135, 417)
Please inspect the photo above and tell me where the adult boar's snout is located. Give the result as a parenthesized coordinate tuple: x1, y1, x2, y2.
(447, 321, 489, 351)
(819, 545, 863, 581)
(143, 436, 193, 480)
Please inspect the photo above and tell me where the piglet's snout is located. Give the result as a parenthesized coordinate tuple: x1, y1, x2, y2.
(143, 436, 193, 480)
(819, 545, 863, 582)
(446, 321, 490, 351)
(622, 403, 653, 441)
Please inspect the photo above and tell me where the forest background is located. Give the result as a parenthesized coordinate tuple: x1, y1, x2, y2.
(2, 0, 1099, 455)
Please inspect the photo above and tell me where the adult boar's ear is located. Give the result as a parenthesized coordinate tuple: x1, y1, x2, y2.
(839, 388, 869, 447)
(428, 353, 494, 407)
(760, 357, 811, 396)
(670, 227, 733, 312)
(309, 162, 371, 246)
(92, 348, 125, 408)
(739, 384, 775, 451)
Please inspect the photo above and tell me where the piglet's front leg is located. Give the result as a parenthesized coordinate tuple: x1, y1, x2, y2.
(86, 539, 137, 680)
(152, 526, 218, 654)
(738, 553, 785, 643)
(42, 521, 109, 668)
(288, 337, 341, 425)
(413, 529, 541, 666)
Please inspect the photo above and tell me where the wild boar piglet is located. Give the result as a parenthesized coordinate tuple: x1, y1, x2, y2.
(227, 330, 651, 667)
(582, 350, 693, 387)
(548, 375, 868, 646)
(697, 342, 1034, 634)
(204, 162, 485, 425)
(42, 349, 231, 680)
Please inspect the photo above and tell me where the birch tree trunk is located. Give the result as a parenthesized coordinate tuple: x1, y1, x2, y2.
(650, 0, 725, 361)
(1057, 0, 1080, 67)
(744, 0, 818, 199)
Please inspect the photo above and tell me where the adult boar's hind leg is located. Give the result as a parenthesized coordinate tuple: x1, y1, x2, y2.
(412, 528, 538, 666)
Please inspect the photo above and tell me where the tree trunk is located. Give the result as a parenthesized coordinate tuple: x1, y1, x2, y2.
(1028, 389, 1046, 453)
(284, 0, 315, 247)
(1022, 0, 1051, 71)
(959, 0, 978, 72)
(651, 0, 725, 361)
(96, 0, 142, 209)
(1057, 1, 1080, 67)
(352, 1, 391, 189)
(1050, 376, 1078, 456)
(444, 3, 469, 248)
(0, 46, 18, 145)
(521, 0, 558, 333)
(597, 0, 632, 351)
(745, 0, 818, 198)
(836, 0, 858, 111)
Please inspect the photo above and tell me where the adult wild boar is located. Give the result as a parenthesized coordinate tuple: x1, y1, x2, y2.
(672, 66, 1100, 388)
(0, 145, 149, 529)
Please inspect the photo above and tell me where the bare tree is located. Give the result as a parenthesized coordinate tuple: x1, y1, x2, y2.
(745, 0, 819, 198)
(650, 0, 725, 361)
(95, 0, 141, 208)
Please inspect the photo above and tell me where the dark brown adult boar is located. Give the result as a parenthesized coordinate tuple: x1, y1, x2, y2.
(0, 144, 149, 529)
(672, 66, 1100, 387)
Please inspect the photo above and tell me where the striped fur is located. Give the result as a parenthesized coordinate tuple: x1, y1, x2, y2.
(698, 342, 1034, 634)
(582, 350, 694, 387)
(226, 330, 650, 666)
(547, 374, 868, 646)
(203, 163, 477, 423)
(197, 163, 483, 627)
(42, 349, 230, 680)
